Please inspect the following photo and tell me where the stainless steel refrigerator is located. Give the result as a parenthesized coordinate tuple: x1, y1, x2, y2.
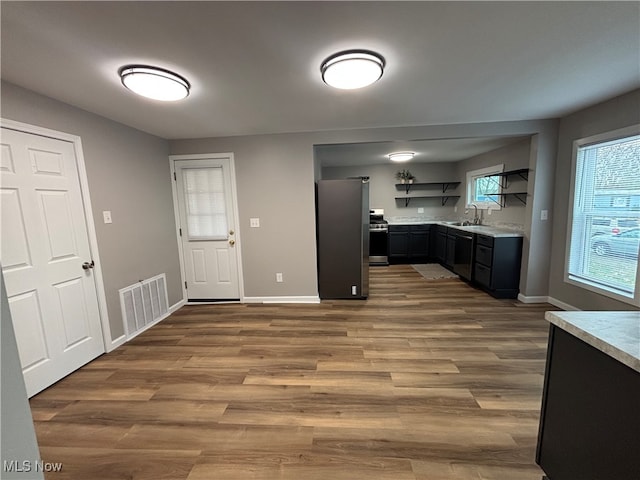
(316, 178, 369, 299)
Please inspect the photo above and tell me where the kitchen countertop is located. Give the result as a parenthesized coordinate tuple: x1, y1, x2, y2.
(545, 311, 640, 373)
(386, 220, 523, 238)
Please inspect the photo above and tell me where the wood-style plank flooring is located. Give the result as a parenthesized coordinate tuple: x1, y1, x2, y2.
(30, 265, 555, 479)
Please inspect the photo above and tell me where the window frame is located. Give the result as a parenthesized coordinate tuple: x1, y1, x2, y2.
(564, 124, 640, 307)
(465, 164, 504, 210)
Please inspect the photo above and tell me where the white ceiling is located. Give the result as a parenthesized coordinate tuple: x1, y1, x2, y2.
(315, 136, 530, 167)
(1, 1, 639, 142)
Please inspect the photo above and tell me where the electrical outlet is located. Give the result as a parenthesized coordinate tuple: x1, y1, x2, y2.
(454, 206, 458, 213)
(276, 272, 283, 283)
(103, 211, 112, 224)
(250, 218, 260, 228)
(351, 285, 357, 295)
(417, 207, 424, 214)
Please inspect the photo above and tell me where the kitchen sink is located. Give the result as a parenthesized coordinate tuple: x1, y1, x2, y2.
(444, 221, 479, 227)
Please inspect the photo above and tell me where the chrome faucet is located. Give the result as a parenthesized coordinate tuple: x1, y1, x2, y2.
(468, 203, 480, 225)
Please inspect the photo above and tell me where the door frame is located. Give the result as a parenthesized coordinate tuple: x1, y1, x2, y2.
(169, 153, 245, 303)
(0, 118, 115, 351)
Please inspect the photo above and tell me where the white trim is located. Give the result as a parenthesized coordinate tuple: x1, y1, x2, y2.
(465, 163, 504, 210)
(547, 296, 581, 312)
(109, 334, 127, 351)
(169, 153, 245, 302)
(243, 296, 321, 304)
(170, 298, 187, 313)
(0, 118, 113, 351)
(563, 124, 640, 308)
(515, 293, 582, 311)
(517, 294, 550, 304)
(115, 299, 185, 346)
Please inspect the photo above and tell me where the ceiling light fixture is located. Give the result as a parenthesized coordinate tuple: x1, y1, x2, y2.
(119, 65, 190, 101)
(388, 152, 415, 162)
(321, 50, 385, 90)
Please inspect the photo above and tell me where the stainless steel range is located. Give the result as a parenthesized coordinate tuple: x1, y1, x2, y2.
(369, 209, 389, 266)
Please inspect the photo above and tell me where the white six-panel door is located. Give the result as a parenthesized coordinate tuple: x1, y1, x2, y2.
(174, 157, 240, 301)
(1, 127, 104, 397)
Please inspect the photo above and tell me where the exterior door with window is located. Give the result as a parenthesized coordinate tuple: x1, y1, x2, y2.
(1, 127, 105, 397)
(174, 157, 240, 301)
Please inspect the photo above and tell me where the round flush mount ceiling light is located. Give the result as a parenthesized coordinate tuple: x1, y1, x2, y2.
(119, 65, 190, 101)
(388, 152, 415, 162)
(321, 50, 385, 90)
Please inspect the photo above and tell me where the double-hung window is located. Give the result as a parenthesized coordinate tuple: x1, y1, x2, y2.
(566, 125, 640, 306)
(466, 164, 504, 210)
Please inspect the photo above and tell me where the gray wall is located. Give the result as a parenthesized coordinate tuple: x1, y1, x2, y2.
(171, 119, 558, 300)
(455, 137, 531, 228)
(322, 161, 460, 220)
(322, 138, 532, 227)
(548, 88, 640, 310)
(170, 134, 319, 298)
(1, 271, 44, 479)
(1, 82, 182, 341)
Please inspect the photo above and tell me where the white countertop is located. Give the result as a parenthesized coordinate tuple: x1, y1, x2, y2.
(385, 220, 523, 238)
(545, 311, 640, 373)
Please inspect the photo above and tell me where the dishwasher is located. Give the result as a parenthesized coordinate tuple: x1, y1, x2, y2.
(453, 232, 474, 281)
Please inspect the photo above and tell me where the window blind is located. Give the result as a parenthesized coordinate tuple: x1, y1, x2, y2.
(183, 167, 228, 240)
(567, 134, 640, 298)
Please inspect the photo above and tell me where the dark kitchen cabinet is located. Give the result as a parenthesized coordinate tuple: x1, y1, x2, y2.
(434, 225, 447, 263)
(389, 224, 430, 263)
(445, 231, 456, 269)
(472, 234, 522, 298)
(388, 225, 409, 261)
(536, 325, 640, 480)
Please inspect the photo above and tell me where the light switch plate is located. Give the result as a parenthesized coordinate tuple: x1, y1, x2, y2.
(103, 211, 112, 224)
(250, 218, 260, 228)
(541, 210, 549, 220)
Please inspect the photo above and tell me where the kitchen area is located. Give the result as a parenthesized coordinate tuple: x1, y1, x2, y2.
(315, 135, 532, 300)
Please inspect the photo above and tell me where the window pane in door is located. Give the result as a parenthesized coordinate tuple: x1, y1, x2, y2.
(183, 167, 228, 240)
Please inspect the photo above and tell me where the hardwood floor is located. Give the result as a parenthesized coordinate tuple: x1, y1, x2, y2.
(30, 265, 555, 479)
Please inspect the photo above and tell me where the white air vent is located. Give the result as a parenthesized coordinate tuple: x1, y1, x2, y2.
(119, 273, 169, 339)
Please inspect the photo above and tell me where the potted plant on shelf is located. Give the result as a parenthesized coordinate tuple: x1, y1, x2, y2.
(395, 169, 415, 184)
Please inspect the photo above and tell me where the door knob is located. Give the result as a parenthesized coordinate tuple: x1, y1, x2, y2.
(229, 239, 236, 246)
(82, 261, 95, 270)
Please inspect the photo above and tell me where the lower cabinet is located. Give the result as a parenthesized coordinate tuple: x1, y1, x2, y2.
(389, 224, 430, 263)
(472, 234, 523, 299)
(434, 225, 447, 263)
(445, 231, 456, 269)
(536, 326, 640, 480)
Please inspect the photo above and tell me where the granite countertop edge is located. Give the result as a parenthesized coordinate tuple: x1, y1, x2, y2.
(386, 220, 524, 238)
(545, 311, 640, 373)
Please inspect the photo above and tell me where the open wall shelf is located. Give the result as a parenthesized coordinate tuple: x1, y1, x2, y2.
(481, 169, 529, 207)
(395, 181, 460, 194)
(394, 195, 460, 207)
(394, 181, 461, 207)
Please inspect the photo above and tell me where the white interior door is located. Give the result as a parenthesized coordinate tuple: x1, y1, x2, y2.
(174, 157, 240, 301)
(1, 127, 104, 397)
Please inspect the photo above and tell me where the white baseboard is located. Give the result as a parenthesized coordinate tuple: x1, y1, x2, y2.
(547, 296, 581, 311)
(517, 294, 550, 304)
(107, 334, 127, 352)
(243, 296, 321, 304)
(170, 298, 187, 313)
